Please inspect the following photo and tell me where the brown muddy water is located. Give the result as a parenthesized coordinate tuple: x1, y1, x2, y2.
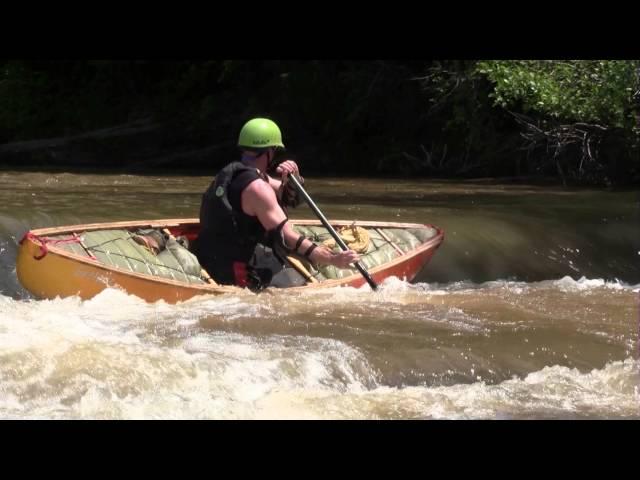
(0, 171, 638, 419)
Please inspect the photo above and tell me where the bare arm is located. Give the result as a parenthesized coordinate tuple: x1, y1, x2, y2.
(265, 175, 283, 193)
(241, 180, 359, 268)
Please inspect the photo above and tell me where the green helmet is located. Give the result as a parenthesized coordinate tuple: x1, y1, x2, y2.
(237, 118, 285, 149)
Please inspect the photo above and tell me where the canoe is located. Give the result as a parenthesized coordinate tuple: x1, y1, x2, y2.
(16, 218, 444, 303)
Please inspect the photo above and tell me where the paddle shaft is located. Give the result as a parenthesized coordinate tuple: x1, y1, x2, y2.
(288, 175, 378, 291)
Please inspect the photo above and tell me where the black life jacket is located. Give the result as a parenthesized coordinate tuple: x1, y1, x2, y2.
(194, 161, 271, 286)
(200, 162, 266, 244)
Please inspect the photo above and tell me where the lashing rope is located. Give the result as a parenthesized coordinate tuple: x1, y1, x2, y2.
(19, 230, 204, 283)
(20, 232, 96, 261)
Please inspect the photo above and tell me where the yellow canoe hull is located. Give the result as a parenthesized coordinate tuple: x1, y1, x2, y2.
(17, 218, 444, 303)
(16, 219, 238, 303)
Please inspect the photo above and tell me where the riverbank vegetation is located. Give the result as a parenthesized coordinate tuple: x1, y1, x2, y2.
(1, 60, 638, 185)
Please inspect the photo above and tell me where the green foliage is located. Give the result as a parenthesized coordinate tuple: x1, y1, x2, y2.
(476, 60, 639, 130)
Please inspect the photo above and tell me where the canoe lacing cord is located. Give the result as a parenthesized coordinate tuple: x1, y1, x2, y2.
(20, 231, 200, 281)
(89, 234, 200, 281)
(20, 232, 96, 261)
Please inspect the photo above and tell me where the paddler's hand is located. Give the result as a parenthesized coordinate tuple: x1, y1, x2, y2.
(331, 249, 360, 268)
(275, 160, 300, 183)
(276, 160, 304, 208)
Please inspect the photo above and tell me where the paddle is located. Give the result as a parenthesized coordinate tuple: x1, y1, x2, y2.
(287, 175, 378, 291)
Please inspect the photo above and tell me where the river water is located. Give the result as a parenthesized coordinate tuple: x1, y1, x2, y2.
(0, 171, 638, 419)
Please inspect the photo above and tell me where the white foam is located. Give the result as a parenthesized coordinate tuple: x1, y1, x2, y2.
(551, 275, 639, 292)
(251, 357, 640, 420)
(1, 290, 381, 419)
(0, 278, 636, 419)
